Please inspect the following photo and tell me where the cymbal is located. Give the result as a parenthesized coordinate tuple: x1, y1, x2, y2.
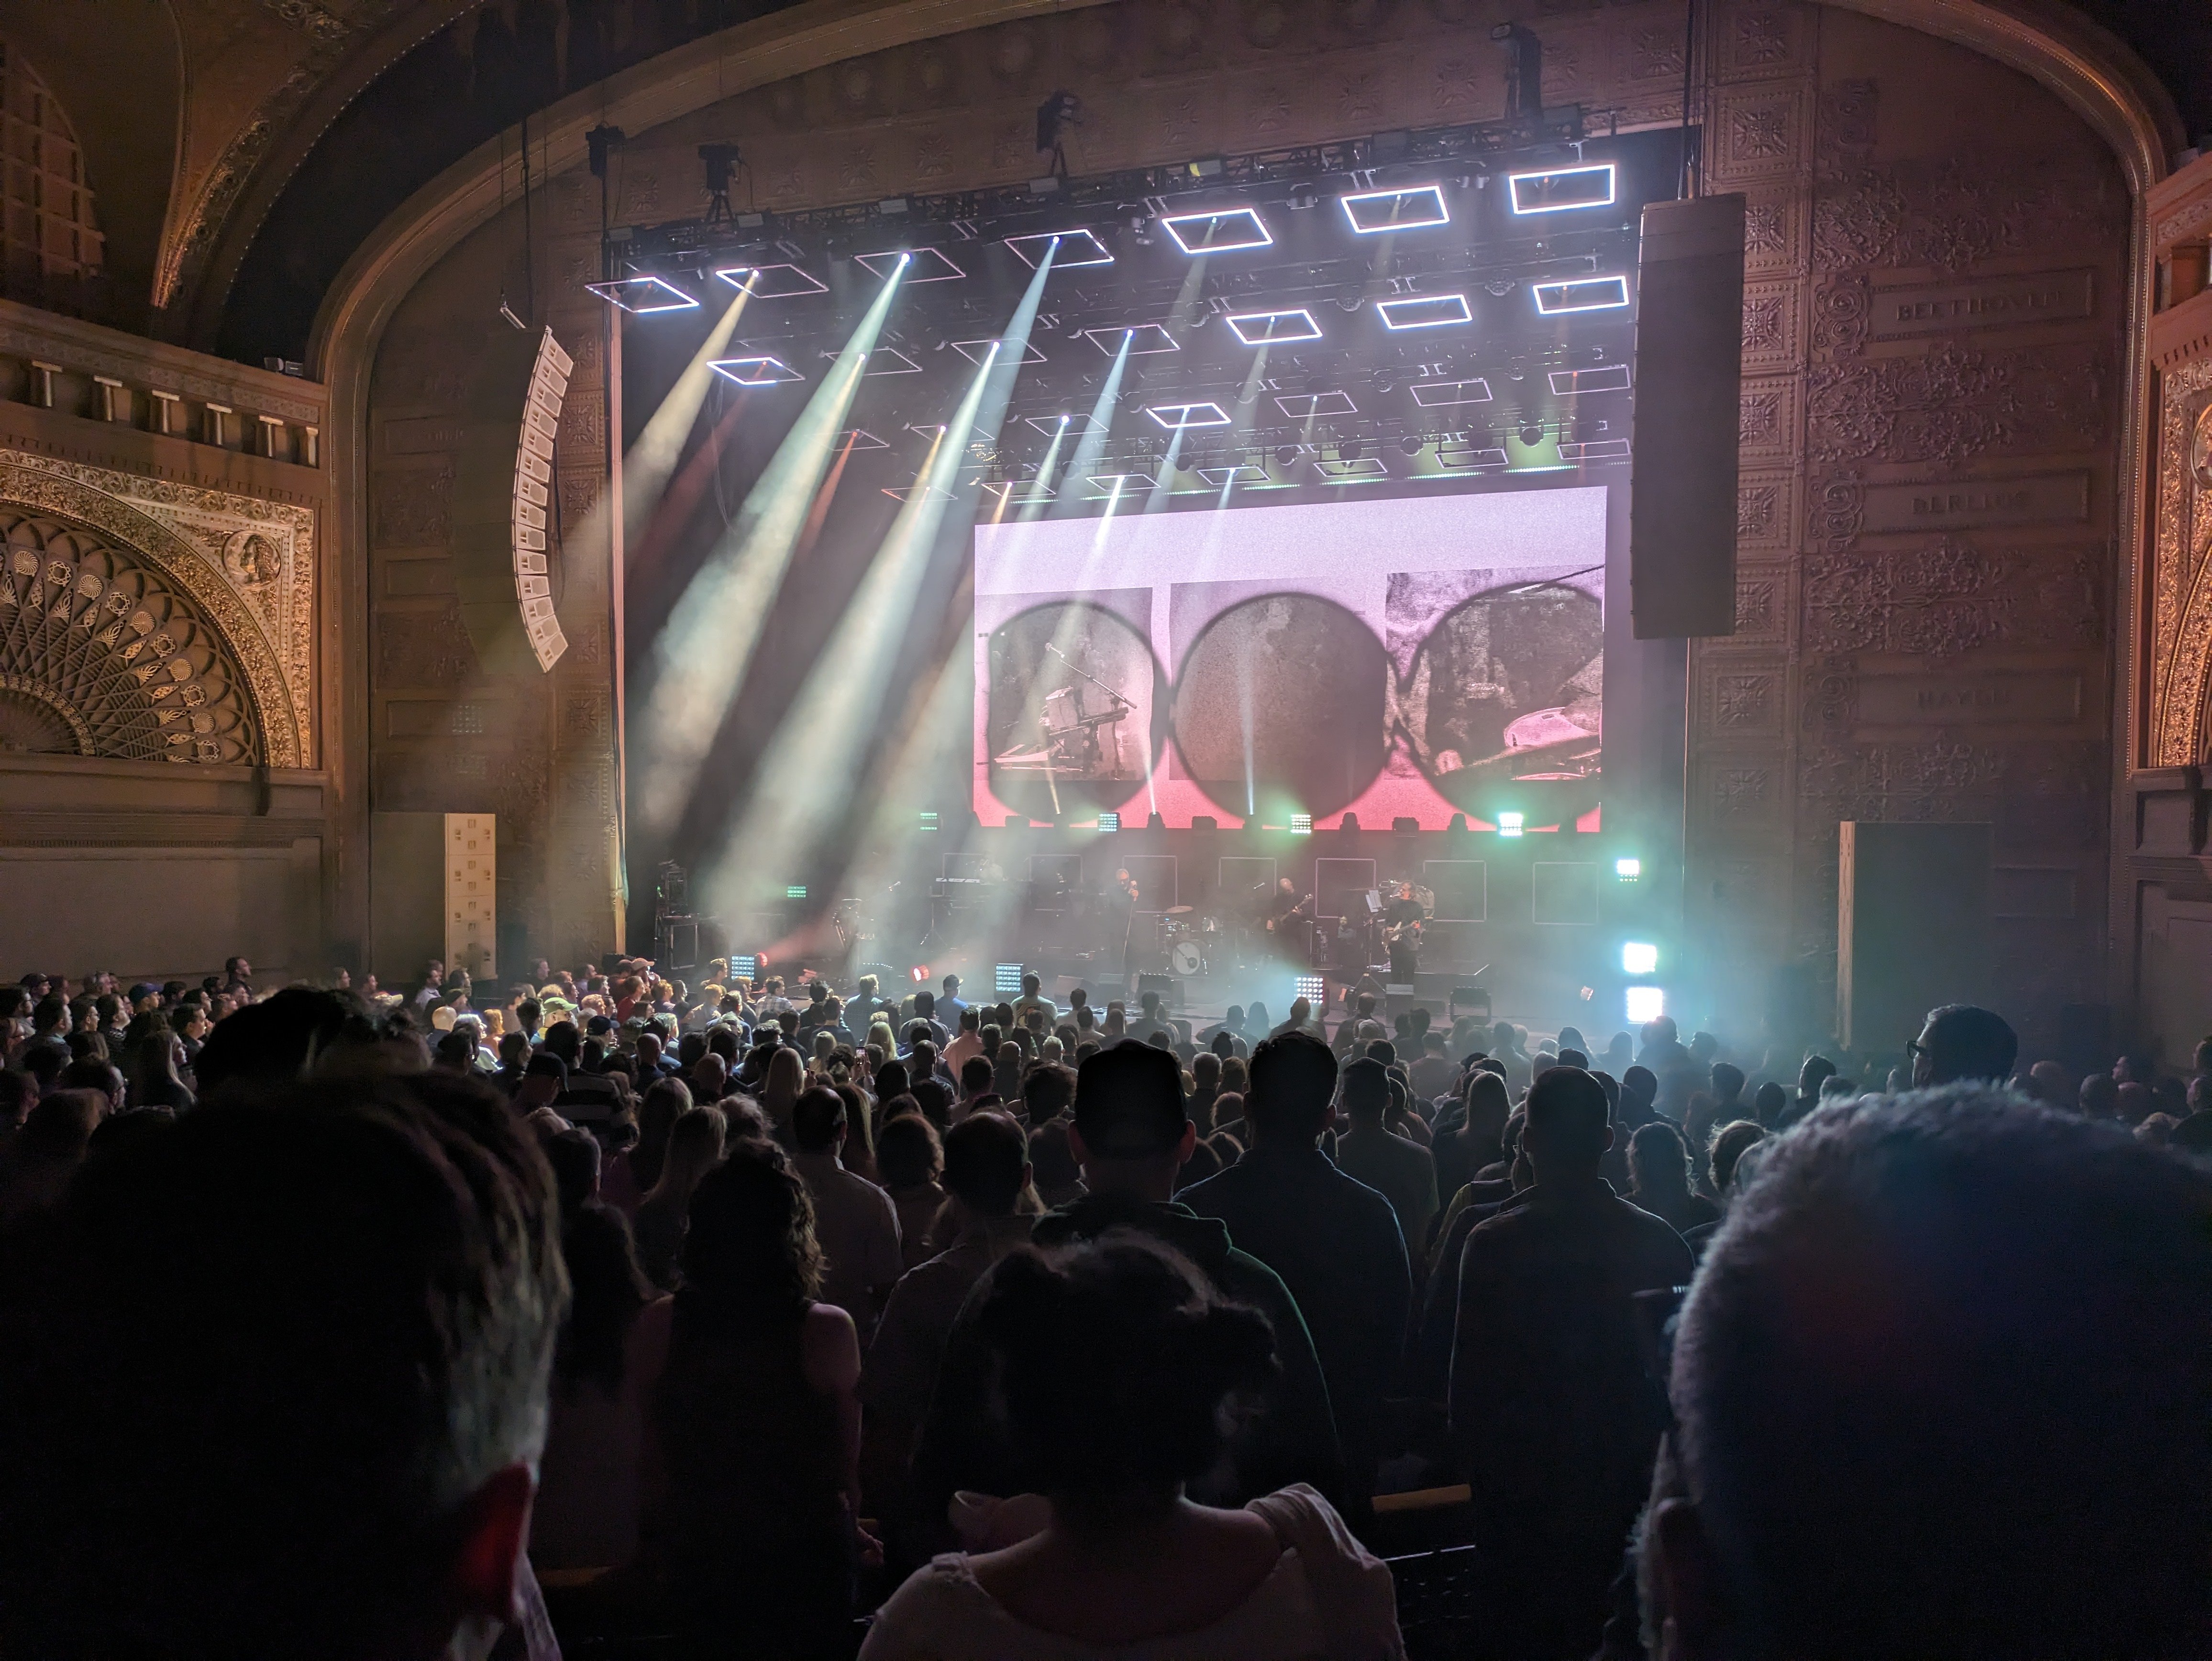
(1164, 904, 1194, 915)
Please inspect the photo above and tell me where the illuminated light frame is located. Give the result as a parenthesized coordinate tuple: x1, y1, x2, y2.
(1549, 363, 1634, 395)
(1145, 401, 1232, 430)
(1082, 323, 1179, 355)
(1196, 463, 1272, 487)
(1625, 985, 1666, 1024)
(954, 338, 1046, 364)
(835, 428, 891, 451)
(1376, 293, 1473, 331)
(1533, 275, 1633, 314)
(1085, 473, 1154, 495)
(861, 347, 924, 376)
(1226, 307, 1323, 345)
(1559, 438, 1632, 461)
(712, 263, 829, 297)
(1340, 184, 1449, 234)
(1026, 412, 1097, 435)
(708, 355, 804, 386)
(1506, 162, 1618, 215)
(1005, 228, 1115, 268)
(1274, 390, 1356, 418)
(855, 246, 964, 282)
(1435, 444, 1510, 470)
(982, 476, 1057, 504)
(1160, 205, 1273, 254)
(1497, 810, 1526, 837)
(586, 274, 699, 312)
(1314, 454, 1389, 483)
(1409, 377, 1493, 407)
(881, 481, 956, 503)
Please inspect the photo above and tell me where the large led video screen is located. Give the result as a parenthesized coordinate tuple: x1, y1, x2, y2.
(973, 487, 1607, 830)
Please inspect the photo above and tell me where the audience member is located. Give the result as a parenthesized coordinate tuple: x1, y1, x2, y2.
(1625, 1120, 1718, 1236)
(632, 1103, 725, 1292)
(790, 1085, 904, 1345)
(876, 1110, 949, 1269)
(1333, 1057, 1438, 1256)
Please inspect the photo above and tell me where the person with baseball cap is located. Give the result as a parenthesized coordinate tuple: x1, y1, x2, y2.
(907, 1043, 1344, 1562)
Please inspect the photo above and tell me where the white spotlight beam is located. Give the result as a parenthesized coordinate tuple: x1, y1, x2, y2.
(706, 248, 1057, 907)
(632, 260, 909, 840)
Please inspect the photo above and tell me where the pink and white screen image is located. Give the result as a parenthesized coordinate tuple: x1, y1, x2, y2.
(973, 486, 1607, 830)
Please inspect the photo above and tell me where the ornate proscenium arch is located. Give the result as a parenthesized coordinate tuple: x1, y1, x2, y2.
(0, 509, 259, 764)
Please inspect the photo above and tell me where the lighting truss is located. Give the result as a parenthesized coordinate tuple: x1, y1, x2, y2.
(712, 263, 829, 297)
(1409, 376, 1492, 407)
(881, 482, 955, 502)
(1548, 363, 1633, 394)
(1196, 463, 1272, 487)
(1533, 275, 1631, 313)
(708, 355, 804, 385)
(835, 428, 891, 450)
(1082, 323, 1178, 354)
(954, 338, 1047, 364)
(1274, 390, 1356, 418)
(1159, 206, 1273, 254)
(1085, 473, 1152, 495)
(1506, 162, 1617, 214)
(586, 274, 699, 312)
(862, 347, 923, 376)
(1314, 455, 1389, 482)
(981, 477, 1056, 504)
(1559, 438, 1632, 461)
(1005, 228, 1114, 268)
(1376, 293, 1473, 330)
(1340, 184, 1449, 234)
(856, 246, 964, 282)
(1145, 401, 1232, 430)
(1225, 308, 1322, 345)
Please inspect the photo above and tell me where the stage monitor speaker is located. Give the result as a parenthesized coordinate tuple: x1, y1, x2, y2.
(1137, 972, 1184, 1013)
(1837, 821, 1992, 1053)
(1629, 192, 1746, 640)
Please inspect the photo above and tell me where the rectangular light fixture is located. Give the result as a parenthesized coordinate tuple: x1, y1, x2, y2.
(1315, 455, 1388, 482)
(708, 355, 803, 385)
(1615, 856, 1642, 880)
(1083, 323, 1178, 354)
(862, 347, 923, 376)
(1626, 985, 1665, 1024)
(1005, 228, 1114, 268)
(995, 963, 1025, 996)
(1097, 811, 1121, 831)
(1295, 973, 1328, 1002)
(1085, 473, 1152, 496)
(1506, 162, 1617, 215)
(785, 884, 808, 899)
(730, 954, 758, 980)
(586, 275, 698, 312)
(1497, 810, 1525, 837)
(855, 246, 964, 282)
(1533, 275, 1632, 314)
(954, 338, 1046, 364)
(1145, 401, 1231, 430)
(1549, 363, 1633, 395)
(1409, 376, 1493, 407)
(713, 263, 828, 297)
(1225, 307, 1322, 345)
(1274, 390, 1356, 418)
(981, 476, 1055, 503)
(1436, 444, 1509, 470)
(1376, 293, 1473, 331)
(835, 427, 890, 451)
(1289, 813, 1313, 834)
(1622, 941, 1659, 975)
(1340, 184, 1449, 234)
(1026, 412, 1099, 435)
(881, 482, 955, 502)
(1160, 206, 1273, 254)
(1559, 438, 1632, 461)
(1196, 463, 1271, 487)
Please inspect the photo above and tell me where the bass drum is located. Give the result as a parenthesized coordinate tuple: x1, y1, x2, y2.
(1169, 941, 1204, 976)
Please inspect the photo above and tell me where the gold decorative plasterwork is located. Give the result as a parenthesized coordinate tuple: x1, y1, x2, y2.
(0, 449, 313, 766)
(2150, 357, 2212, 765)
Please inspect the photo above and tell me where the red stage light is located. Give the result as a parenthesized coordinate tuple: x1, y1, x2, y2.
(909, 964, 930, 984)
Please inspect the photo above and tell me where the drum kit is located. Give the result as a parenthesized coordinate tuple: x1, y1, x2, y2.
(1160, 905, 1208, 976)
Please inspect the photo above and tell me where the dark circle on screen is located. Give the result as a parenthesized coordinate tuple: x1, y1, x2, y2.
(984, 600, 1168, 816)
(1169, 593, 1389, 818)
(1403, 580, 1603, 818)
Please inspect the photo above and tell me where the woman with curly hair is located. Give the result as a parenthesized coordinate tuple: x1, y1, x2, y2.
(651, 1142, 869, 1659)
(861, 1236, 1402, 1660)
